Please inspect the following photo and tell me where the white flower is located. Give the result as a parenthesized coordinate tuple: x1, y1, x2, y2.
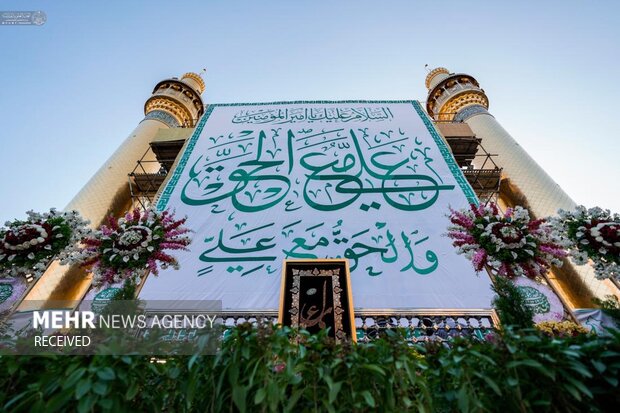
(571, 251, 589, 265)
(27, 252, 35, 259)
(511, 251, 518, 260)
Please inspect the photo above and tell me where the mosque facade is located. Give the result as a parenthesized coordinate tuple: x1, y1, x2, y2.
(17, 68, 619, 319)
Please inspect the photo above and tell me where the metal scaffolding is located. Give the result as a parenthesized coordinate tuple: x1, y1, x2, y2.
(128, 138, 185, 210)
(435, 122, 502, 205)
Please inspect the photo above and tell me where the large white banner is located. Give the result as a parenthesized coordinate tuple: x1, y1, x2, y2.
(139, 101, 494, 310)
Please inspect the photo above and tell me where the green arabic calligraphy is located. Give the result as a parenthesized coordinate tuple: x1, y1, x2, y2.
(182, 110, 454, 278)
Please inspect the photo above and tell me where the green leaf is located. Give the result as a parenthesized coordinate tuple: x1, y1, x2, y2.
(168, 367, 181, 380)
(93, 381, 109, 396)
(96, 367, 115, 381)
(506, 359, 544, 370)
(267, 381, 280, 412)
(188, 354, 199, 370)
(469, 350, 497, 366)
(591, 360, 606, 373)
(475, 373, 501, 396)
(402, 396, 413, 407)
(457, 386, 469, 412)
(98, 398, 113, 409)
(361, 390, 375, 408)
(284, 389, 304, 412)
(125, 381, 139, 400)
(254, 388, 266, 405)
(566, 376, 593, 399)
(4, 392, 31, 410)
(75, 379, 91, 398)
(563, 350, 581, 358)
(328, 381, 342, 404)
(45, 388, 73, 411)
(64, 367, 86, 388)
(77, 394, 96, 413)
(569, 361, 593, 378)
(232, 385, 247, 412)
(563, 384, 582, 401)
(362, 364, 386, 376)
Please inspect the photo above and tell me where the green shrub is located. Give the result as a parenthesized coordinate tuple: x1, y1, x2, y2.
(0, 325, 619, 412)
(492, 276, 535, 330)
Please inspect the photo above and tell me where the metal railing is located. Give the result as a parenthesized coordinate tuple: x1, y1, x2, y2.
(216, 310, 496, 343)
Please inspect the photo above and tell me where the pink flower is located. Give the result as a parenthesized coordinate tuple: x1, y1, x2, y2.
(472, 249, 487, 272)
(539, 244, 567, 258)
(273, 362, 286, 373)
(75, 208, 192, 287)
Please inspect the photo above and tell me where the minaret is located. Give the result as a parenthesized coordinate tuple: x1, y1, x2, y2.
(425, 67, 616, 307)
(65, 72, 206, 225)
(21, 73, 205, 304)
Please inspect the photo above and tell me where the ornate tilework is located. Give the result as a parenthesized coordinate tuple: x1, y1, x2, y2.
(143, 110, 181, 128)
(454, 105, 491, 122)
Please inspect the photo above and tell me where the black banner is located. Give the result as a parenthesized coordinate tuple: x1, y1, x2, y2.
(279, 259, 356, 342)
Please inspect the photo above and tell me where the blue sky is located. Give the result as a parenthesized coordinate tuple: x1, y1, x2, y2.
(1, 0, 618, 224)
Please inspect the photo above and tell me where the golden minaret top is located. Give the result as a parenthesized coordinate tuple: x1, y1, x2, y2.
(425, 67, 449, 89)
(143, 72, 206, 128)
(425, 67, 489, 122)
(181, 72, 206, 94)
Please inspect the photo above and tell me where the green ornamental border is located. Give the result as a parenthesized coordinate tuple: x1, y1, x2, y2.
(156, 100, 478, 211)
(411, 100, 478, 205)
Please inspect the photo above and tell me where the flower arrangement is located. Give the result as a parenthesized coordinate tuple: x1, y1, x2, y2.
(0, 209, 89, 279)
(0, 276, 29, 313)
(446, 203, 566, 278)
(72, 208, 191, 286)
(550, 206, 620, 281)
(536, 320, 588, 338)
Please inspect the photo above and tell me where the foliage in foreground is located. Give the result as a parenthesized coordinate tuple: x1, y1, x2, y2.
(0, 325, 619, 413)
(491, 275, 535, 330)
